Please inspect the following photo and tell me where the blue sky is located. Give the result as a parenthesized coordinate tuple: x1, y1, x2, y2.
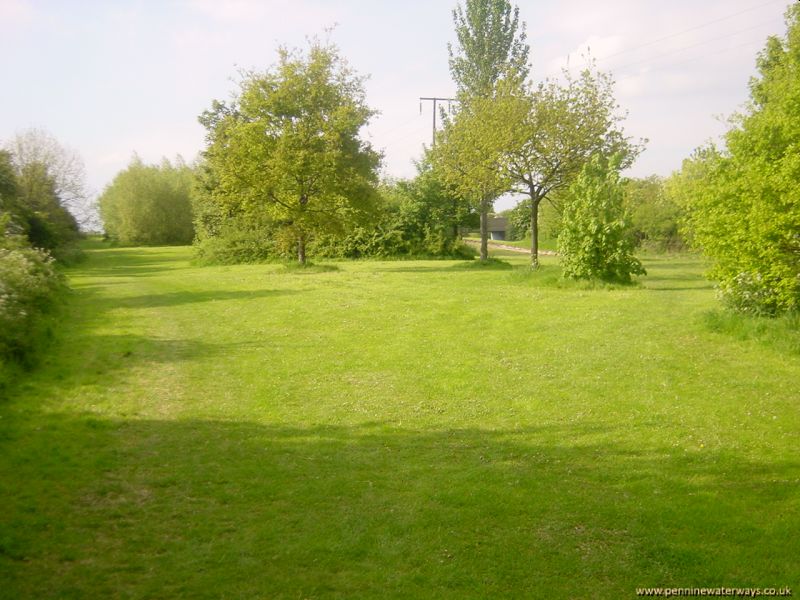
(0, 0, 791, 209)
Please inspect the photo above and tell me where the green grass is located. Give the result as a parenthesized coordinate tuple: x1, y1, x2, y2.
(1, 245, 798, 598)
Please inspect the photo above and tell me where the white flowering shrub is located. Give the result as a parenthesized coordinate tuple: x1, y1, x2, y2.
(0, 231, 66, 380)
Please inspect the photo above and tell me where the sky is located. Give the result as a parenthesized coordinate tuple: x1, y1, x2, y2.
(0, 0, 792, 211)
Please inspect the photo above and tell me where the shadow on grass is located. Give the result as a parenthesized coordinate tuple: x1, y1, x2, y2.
(70, 248, 189, 279)
(1, 411, 797, 598)
(374, 259, 512, 274)
(112, 289, 301, 310)
(279, 262, 341, 274)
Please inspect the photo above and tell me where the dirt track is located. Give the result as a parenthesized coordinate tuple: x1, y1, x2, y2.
(464, 239, 557, 256)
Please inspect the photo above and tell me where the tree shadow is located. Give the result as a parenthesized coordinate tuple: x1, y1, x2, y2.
(1, 413, 796, 598)
(69, 248, 190, 279)
(112, 288, 300, 309)
(645, 284, 715, 292)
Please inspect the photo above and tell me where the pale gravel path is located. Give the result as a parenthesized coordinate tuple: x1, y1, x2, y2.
(464, 239, 558, 256)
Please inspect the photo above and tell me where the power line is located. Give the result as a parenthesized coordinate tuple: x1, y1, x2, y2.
(369, 113, 423, 140)
(380, 121, 431, 149)
(615, 35, 766, 85)
(611, 18, 781, 74)
(596, 0, 785, 63)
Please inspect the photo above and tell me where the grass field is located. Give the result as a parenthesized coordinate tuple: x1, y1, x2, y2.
(1, 244, 798, 598)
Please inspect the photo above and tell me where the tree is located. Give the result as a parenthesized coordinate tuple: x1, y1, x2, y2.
(6, 129, 92, 229)
(0, 151, 22, 229)
(443, 0, 529, 261)
(500, 66, 641, 268)
(431, 94, 512, 261)
(675, 5, 800, 315)
(2, 144, 82, 258)
(99, 156, 195, 245)
(449, 0, 529, 98)
(199, 41, 381, 264)
(624, 175, 683, 250)
(557, 154, 645, 283)
(16, 162, 80, 252)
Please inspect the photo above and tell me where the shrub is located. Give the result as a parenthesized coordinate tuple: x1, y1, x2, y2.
(558, 155, 645, 283)
(0, 228, 66, 387)
(672, 7, 800, 315)
(193, 223, 280, 265)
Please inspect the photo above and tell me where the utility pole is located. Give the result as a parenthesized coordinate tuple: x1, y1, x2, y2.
(419, 97, 456, 146)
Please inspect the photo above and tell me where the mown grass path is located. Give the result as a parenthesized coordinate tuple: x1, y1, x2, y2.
(1, 246, 798, 598)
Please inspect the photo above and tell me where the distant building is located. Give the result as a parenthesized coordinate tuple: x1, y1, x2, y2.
(487, 216, 508, 241)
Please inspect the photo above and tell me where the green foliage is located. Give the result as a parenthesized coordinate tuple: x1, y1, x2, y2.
(442, 0, 529, 261)
(5, 128, 92, 230)
(501, 65, 642, 267)
(1, 149, 82, 262)
(198, 41, 381, 264)
(193, 155, 472, 263)
(311, 175, 475, 259)
(432, 92, 514, 261)
(674, 5, 800, 315)
(505, 196, 562, 241)
(624, 175, 684, 251)
(99, 156, 195, 246)
(558, 155, 645, 283)
(448, 0, 529, 97)
(17, 162, 81, 255)
(193, 222, 280, 265)
(0, 219, 66, 387)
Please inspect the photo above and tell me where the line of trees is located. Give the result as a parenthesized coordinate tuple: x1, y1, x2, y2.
(95, 0, 657, 283)
(92, 0, 797, 314)
(98, 156, 195, 246)
(0, 129, 87, 388)
(430, 0, 645, 281)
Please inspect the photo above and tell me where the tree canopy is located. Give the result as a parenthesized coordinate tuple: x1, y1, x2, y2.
(500, 66, 641, 267)
(439, 0, 529, 262)
(674, 4, 800, 315)
(99, 156, 195, 246)
(5, 129, 92, 230)
(199, 41, 381, 264)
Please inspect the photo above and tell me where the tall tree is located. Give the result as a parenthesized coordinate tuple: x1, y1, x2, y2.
(16, 162, 80, 252)
(675, 4, 800, 315)
(199, 41, 381, 264)
(432, 94, 512, 261)
(445, 0, 529, 261)
(6, 129, 92, 229)
(448, 0, 529, 97)
(498, 67, 640, 268)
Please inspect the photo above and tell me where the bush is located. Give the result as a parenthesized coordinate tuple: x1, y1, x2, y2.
(0, 230, 66, 387)
(672, 7, 800, 315)
(193, 223, 280, 265)
(717, 271, 787, 317)
(558, 155, 645, 283)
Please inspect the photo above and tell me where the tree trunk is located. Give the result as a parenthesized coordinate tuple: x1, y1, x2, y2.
(530, 196, 541, 269)
(297, 235, 306, 265)
(479, 201, 489, 262)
